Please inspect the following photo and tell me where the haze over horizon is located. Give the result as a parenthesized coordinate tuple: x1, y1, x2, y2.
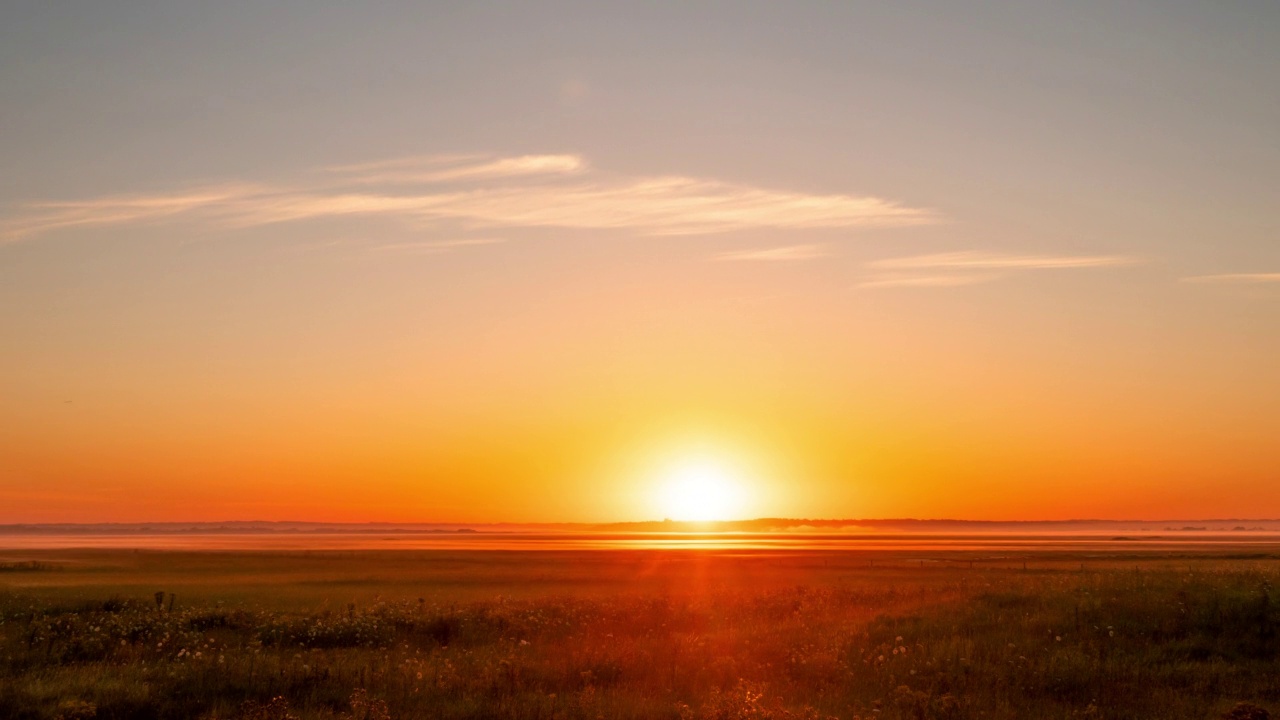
(9, 517, 1280, 530)
(3, 2, 1278, 524)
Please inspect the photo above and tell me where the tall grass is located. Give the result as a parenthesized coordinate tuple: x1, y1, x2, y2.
(2, 561, 1278, 719)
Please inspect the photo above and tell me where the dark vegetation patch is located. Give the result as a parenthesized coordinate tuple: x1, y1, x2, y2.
(0, 561, 62, 573)
(2, 564, 1279, 719)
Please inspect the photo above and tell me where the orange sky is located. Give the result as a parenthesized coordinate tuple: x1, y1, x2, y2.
(2, 4, 1278, 522)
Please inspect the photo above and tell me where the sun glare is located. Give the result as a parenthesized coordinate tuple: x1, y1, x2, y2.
(657, 458, 748, 522)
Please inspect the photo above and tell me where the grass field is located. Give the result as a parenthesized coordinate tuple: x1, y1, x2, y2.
(3, 545, 1279, 719)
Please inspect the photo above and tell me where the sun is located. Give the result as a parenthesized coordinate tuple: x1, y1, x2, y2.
(656, 457, 748, 522)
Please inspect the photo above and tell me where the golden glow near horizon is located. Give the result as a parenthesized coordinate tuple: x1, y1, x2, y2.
(655, 456, 750, 522)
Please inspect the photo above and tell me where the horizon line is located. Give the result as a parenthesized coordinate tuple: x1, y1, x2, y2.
(3, 517, 1280, 528)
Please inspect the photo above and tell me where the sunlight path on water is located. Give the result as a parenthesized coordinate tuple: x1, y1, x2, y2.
(6, 532, 1280, 553)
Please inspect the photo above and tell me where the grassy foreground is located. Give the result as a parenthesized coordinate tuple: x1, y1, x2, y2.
(2, 551, 1279, 719)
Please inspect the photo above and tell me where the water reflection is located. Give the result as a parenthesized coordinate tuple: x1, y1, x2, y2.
(4, 531, 1280, 553)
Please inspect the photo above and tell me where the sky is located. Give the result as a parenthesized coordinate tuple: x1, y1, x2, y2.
(2, 1, 1278, 523)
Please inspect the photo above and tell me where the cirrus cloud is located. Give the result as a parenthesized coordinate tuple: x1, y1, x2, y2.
(715, 244, 829, 261)
(1180, 273, 1280, 284)
(373, 238, 507, 254)
(867, 251, 1137, 271)
(860, 251, 1138, 288)
(1, 154, 938, 243)
(325, 153, 588, 185)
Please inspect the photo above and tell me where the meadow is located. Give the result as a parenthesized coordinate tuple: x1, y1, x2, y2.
(2, 543, 1279, 720)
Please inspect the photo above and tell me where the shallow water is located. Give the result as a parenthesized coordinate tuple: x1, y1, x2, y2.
(5, 531, 1280, 553)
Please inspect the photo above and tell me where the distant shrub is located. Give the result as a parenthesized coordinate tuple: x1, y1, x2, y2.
(53, 699, 97, 720)
(344, 689, 391, 720)
(421, 615, 459, 647)
(1223, 702, 1270, 720)
(99, 596, 129, 613)
(240, 696, 299, 720)
(0, 561, 59, 573)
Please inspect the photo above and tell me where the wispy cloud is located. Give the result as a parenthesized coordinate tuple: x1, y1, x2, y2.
(373, 238, 506, 254)
(328, 154, 587, 185)
(859, 273, 999, 288)
(860, 250, 1137, 289)
(1, 154, 938, 243)
(716, 244, 828, 261)
(868, 251, 1137, 271)
(322, 154, 486, 174)
(1181, 273, 1280, 284)
(1, 185, 262, 241)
